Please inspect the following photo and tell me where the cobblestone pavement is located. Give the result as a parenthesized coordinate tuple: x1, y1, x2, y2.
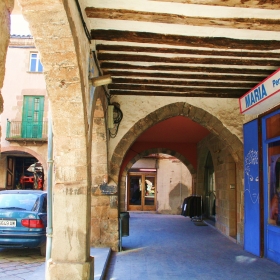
(0, 248, 44, 280)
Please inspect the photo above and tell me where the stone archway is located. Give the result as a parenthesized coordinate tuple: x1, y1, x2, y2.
(120, 147, 196, 212)
(110, 102, 244, 243)
(0, 146, 48, 191)
(1, 146, 47, 170)
(123, 148, 195, 175)
(110, 102, 243, 185)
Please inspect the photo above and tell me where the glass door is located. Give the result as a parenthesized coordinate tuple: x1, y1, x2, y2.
(143, 175, 156, 211)
(128, 174, 142, 211)
(128, 173, 156, 211)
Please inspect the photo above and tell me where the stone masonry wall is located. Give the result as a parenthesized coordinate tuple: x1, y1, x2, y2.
(197, 133, 244, 244)
(91, 98, 118, 251)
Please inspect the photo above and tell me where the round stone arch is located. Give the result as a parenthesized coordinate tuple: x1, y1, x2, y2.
(1, 146, 48, 191)
(1, 146, 47, 171)
(110, 102, 243, 186)
(119, 147, 196, 211)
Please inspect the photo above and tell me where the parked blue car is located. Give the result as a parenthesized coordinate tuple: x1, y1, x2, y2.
(0, 190, 47, 256)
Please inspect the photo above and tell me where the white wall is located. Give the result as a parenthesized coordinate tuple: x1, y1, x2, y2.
(1, 44, 47, 148)
(157, 158, 192, 214)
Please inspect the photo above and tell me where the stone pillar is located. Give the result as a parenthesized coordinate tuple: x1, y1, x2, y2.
(16, 0, 94, 278)
(47, 180, 93, 279)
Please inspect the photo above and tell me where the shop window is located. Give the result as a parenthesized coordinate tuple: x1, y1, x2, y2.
(266, 113, 280, 139)
(268, 141, 280, 226)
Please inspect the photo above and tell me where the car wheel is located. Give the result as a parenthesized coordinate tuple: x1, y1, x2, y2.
(40, 243, 46, 256)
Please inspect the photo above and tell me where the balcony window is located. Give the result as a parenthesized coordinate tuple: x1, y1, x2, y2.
(29, 53, 43, 73)
(6, 96, 47, 143)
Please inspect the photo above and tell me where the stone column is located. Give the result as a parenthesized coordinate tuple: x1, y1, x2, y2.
(46, 101, 93, 279)
(17, 0, 94, 278)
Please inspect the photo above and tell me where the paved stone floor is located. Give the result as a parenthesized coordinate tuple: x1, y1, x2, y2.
(0, 248, 44, 280)
(104, 213, 280, 280)
(1, 213, 280, 280)
(0, 247, 110, 280)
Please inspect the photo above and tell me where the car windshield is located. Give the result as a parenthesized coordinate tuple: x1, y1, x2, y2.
(0, 193, 39, 211)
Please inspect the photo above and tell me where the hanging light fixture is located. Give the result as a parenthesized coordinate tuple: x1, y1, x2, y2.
(92, 74, 112, 87)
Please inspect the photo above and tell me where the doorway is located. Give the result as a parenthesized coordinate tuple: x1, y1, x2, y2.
(5, 156, 40, 189)
(204, 152, 216, 221)
(128, 172, 156, 211)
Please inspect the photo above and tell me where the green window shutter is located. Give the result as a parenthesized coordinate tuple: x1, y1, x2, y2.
(22, 96, 45, 138)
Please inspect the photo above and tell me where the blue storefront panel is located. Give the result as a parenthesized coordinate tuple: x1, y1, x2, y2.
(243, 119, 260, 256)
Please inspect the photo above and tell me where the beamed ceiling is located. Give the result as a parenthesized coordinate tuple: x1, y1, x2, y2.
(85, 0, 280, 98)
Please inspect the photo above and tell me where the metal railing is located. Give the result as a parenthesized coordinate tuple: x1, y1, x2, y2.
(6, 120, 48, 139)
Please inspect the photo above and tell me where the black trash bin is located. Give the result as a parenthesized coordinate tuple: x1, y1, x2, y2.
(120, 212, 129, 237)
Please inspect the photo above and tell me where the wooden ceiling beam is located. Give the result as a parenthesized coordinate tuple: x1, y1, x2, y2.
(91, 30, 280, 50)
(100, 62, 276, 75)
(109, 89, 245, 98)
(103, 70, 266, 82)
(86, 8, 280, 32)
(96, 44, 280, 59)
(97, 53, 280, 67)
(108, 83, 250, 93)
(111, 77, 256, 88)
(150, 0, 280, 10)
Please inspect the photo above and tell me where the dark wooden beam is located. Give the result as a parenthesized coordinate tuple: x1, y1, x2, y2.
(97, 53, 280, 67)
(108, 83, 250, 93)
(91, 30, 280, 50)
(104, 70, 267, 82)
(109, 89, 245, 98)
(149, 0, 279, 10)
(111, 77, 256, 88)
(100, 62, 276, 75)
(96, 44, 280, 59)
(86, 8, 280, 32)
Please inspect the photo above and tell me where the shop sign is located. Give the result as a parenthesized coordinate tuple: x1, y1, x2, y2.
(239, 68, 280, 114)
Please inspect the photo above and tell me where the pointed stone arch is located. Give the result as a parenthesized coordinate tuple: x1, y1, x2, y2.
(124, 147, 195, 175)
(110, 102, 243, 185)
(119, 147, 196, 211)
